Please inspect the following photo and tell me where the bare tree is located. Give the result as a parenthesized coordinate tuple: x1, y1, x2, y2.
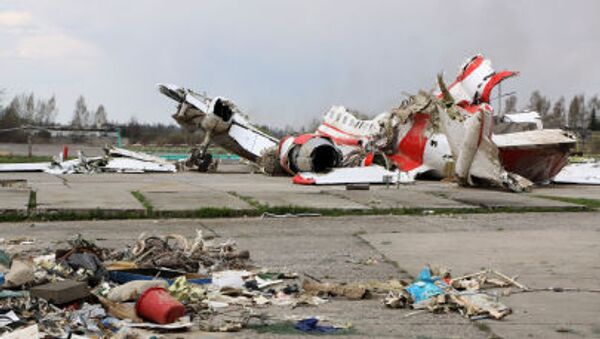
(503, 95, 517, 114)
(24, 93, 35, 123)
(45, 95, 57, 125)
(93, 104, 108, 128)
(590, 107, 600, 131)
(568, 95, 585, 130)
(71, 95, 89, 128)
(528, 91, 551, 116)
(545, 97, 565, 128)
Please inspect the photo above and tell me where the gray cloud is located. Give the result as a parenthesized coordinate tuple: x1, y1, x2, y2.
(0, 0, 599, 127)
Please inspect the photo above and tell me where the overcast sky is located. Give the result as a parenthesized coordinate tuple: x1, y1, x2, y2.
(0, 0, 598, 127)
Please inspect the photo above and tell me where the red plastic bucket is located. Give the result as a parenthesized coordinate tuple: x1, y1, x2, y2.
(135, 287, 185, 324)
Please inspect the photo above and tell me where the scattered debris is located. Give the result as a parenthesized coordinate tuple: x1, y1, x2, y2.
(302, 280, 368, 300)
(0, 146, 176, 175)
(260, 212, 322, 219)
(3, 260, 34, 288)
(553, 159, 600, 185)
(107, 280, 168, 302)
(294, 317, 344, 334)
(293, 165, 415, 185)
(383, 266, 523, 320)
(135, 287, 186, 324)
(30, 280, 89, 305)
(0, 228, 537, 336)
(0, 231, 355, 336)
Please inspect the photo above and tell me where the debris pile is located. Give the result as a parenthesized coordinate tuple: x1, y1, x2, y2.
(47, 146, 176, 174)
(1, 231, 526, 337)
(0, 146, 176, 174)
(0, 231, 361, 337)
(552, 158, 600, 185)
(384, 266, 526, 320)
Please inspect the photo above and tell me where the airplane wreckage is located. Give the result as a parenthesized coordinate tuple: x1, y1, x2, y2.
(158, 55, 583, 192)
(2, 55, 593, 189)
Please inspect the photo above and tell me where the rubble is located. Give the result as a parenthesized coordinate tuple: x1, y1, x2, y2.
(106, 280, 168, 302)
(292, 165, 415, 185)
(0, 146, 176, 174)
(0, 227, 530, 337)
(30, 280, 89, 305)
(4, 260, 35, 288)
(383, 266, 524, 320)
(553, 159, 600, 185)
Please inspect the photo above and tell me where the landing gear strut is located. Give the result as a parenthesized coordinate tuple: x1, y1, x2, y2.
(187, 131, 214, 172)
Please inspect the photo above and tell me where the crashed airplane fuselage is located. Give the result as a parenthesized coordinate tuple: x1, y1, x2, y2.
(160, 54, 577, 192)
(311, 55, 576, 188)
(158, 84, 342, 174)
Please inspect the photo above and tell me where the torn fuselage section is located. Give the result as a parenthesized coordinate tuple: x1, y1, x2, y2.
(160, 84, 346, 176)
(158, 84, 278, 171)
(313, 55, 540, 191)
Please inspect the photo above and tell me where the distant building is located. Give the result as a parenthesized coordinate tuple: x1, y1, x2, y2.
(44, 125, 119, 139)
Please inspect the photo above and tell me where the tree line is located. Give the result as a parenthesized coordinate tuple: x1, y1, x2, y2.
(1, 88, 599, 145)
(504, 92, 600, 133)
(0, 91, 110, 142)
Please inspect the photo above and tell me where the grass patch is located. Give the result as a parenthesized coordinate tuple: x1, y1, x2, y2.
(0, 194, 591, 223)
(228, 191, 262, 208)
(27, 190, 37, 211)
(131, 191, 154, 215)
(154, 207, 254, 219)
(0, 155, 53, 163)
(535, 195, 600, 209)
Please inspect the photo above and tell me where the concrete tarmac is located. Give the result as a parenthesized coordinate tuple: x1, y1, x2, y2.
(0, 212, 598, 338)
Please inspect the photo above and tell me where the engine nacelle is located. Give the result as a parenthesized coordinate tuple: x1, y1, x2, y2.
(278, 134, 343, 175)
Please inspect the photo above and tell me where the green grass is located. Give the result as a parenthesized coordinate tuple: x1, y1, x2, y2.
(0, 155, 53, 163)
(535, 195, 600, 209)
(131, 191, 154, 214)
(0, 191, 590, 223)
(27, 190, 36, 211)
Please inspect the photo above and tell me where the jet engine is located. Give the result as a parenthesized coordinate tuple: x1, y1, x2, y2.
(278, 134, 343, 175)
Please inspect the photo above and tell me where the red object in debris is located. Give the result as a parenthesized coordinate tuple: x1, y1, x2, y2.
(135, 287, 185, 324)
(63, 145, 69, 160)
(292, 173, 316, 185)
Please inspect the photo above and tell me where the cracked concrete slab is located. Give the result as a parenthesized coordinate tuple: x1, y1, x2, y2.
(325, 188, 476, 209)
(239, 190, 369, 209)
(444, 189, 582, 208)
(535, 184, 600, 201)
(361, 227, 600, 338)
(0, 188, 30, 212)
(35, 183, 145, 213)
(141, 190, 254, 211)
(0, 216, 488, 338)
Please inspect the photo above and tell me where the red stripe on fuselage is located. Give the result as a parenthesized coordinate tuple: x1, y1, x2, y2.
(320, 122, 370, 140)
(387, 113, 430, 171)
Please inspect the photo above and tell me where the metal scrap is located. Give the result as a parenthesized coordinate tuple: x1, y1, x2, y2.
(383, 266, 519, 320)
